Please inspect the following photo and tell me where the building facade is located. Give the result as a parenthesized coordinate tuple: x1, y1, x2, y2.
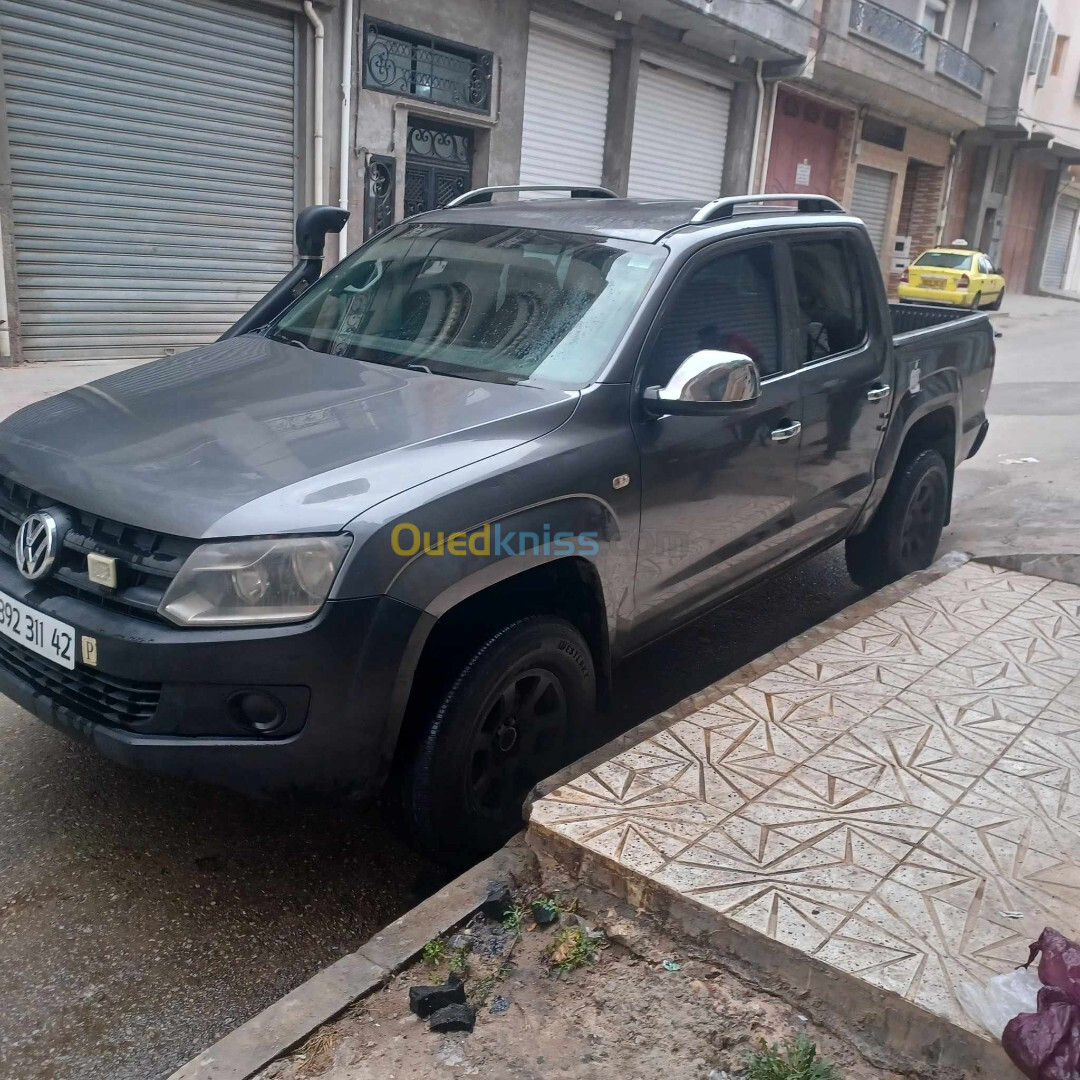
(759, 0, 994, 288)
(1, 0, 1073, 368)
(0, 0, 814, 366)
(950, 0, 1080, 295)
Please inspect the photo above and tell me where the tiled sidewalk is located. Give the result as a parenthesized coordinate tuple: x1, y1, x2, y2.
(531, 562, 1080, 1041)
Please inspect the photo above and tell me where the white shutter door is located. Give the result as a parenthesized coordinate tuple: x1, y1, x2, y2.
(851, 165, 895, 255)
(0, 0, 296, 362)
(628, 64, 730, 200)
(1042, 197, 1079, 290)
(519, 26, 610, 187)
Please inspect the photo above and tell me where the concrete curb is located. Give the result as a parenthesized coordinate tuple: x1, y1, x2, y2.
(167, 838, 534, 1080)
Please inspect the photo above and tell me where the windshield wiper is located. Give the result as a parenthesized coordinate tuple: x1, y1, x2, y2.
(266, 329, 313, 351)
(407, 363, 471, 380)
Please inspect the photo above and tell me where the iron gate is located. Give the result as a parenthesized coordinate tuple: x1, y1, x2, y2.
(404, 119, 473, 216)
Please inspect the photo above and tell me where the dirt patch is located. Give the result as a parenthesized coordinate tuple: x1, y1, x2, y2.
(258, 881, 912, 1080)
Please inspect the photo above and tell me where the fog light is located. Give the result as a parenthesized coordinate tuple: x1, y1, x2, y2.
(228, 690, 286, 734)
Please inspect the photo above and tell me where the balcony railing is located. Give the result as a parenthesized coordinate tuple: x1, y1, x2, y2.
(849, 0, 927, 62)
(936, 39, 986, 94)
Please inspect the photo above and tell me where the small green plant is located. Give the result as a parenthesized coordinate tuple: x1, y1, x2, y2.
(502, 905, 527, 933)
(448, 944, 470, 975)
(743, 1035, 841, 1080)
(547, 926, 601, 972)
(421, 938, 446, 966)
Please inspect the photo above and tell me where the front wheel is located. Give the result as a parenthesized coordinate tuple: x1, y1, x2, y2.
(845, 448, 950, 591)
(400, 616, 595, 865)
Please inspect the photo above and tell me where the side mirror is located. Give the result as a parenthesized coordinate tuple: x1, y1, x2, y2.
(643, 350, 762, 417)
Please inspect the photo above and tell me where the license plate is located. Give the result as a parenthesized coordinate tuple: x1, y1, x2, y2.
(922, 276, 947, 289)
(0, 588, 76, 669)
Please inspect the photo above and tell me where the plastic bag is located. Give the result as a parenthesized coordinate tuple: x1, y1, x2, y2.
(1002, 928, 1080, 1080)
(1029, 929, 1080, 1003)
(959, 967, 1043, 1038)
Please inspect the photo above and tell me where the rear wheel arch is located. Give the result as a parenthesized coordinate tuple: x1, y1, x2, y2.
(899, 406, 958, 524)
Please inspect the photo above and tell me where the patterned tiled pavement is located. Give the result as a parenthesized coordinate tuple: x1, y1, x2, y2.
(531, 562, 1080, 1039)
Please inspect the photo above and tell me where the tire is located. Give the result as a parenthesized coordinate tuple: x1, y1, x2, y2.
(989, 288, 1005, 311)
(400, 616, 595, 865)
(845, 448, 950, 592)
(971, 291, 983, 310)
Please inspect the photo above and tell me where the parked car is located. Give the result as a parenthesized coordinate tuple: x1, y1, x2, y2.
(898, 243, 1006, 310)
(0, 190, 995, 863)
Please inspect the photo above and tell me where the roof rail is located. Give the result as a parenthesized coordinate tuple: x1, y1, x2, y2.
(445, 184, 619, 208)
(691, 194, 846, 224)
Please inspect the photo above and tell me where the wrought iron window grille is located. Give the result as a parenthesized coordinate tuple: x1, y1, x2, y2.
(362, 17, 493, 114)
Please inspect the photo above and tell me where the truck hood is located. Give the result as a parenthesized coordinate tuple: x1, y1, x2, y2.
(0, 336, 577, 538)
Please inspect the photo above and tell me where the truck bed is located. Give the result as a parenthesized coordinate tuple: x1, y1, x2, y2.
(889, 301, 991, 340)
(886, 302, 995, 468)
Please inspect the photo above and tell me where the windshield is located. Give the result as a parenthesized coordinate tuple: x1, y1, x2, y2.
(914, 251, 972, 270)
(269, 222, 666, 388)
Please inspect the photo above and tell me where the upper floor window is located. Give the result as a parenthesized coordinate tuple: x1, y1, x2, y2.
(362, 18, 493, 113)
(920, 0, 947, 36)
(1028, 7, 1055, 87)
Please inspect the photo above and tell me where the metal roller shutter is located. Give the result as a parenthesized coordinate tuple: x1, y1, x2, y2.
(851, 165, 895, 255)
(519, 24, 611, 188)
(628, 63, 730, 200)
(0, 0, 296, 362)
(1042, 197, 1079, 290)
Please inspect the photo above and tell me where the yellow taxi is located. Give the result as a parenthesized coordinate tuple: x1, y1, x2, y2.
(898, 242, 1006, 310)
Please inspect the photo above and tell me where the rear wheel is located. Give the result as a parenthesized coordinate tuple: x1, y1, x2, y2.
(845, 448, 950, 591)
(399, 616, 595, 865)
(989, 288, 1005, 311)
(971, 291, 983, 309)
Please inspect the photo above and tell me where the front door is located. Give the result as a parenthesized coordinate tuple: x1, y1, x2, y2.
(404, 119, 473, 216)
(630, 241, 803, 643)
(783, 231, 889, 549)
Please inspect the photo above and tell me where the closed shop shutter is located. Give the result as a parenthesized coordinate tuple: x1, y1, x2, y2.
(1042, 197, 1079, 290)
(851, 165, 895, 255)
(519, 23, 611, 188)
(628, 64, 730, 200)
(0, 0, 296, 362)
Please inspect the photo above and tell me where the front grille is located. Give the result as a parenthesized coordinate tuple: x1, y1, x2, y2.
(0, 632, 161, 728)
(0, 475, 195, 620)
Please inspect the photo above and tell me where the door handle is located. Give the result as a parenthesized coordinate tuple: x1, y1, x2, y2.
(867, 385, 891, 402)
(770, 420, 802, 442)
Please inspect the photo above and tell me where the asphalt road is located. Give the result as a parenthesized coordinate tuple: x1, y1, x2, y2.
(0, 551, 861, 1080)
(0, 294, 1074, 1080)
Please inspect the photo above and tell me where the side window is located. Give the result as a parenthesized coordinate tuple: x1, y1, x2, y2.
(979, 255, 993, 274)
(647, 246, 781, 387)
(790, 238, 870, 365)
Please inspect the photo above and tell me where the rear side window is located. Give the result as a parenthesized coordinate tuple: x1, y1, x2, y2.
(790, 238, 870, 365)
(647, 245, 781, 385)
(979, 255, 994, 274)
(915, 251, 973, 269)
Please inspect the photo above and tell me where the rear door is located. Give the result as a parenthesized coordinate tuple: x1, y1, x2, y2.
(782, 230, 891, 548)
(629, 239, 803, 642)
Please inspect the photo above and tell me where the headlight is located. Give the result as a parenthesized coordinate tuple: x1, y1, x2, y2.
(159, 535, 352, 627)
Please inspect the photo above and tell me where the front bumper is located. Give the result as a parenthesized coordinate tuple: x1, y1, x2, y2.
(897, 284, 972, 307)
(0, 555, 425, 797)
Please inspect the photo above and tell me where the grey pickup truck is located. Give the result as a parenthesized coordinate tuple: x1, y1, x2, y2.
(0, 189, 994, 862)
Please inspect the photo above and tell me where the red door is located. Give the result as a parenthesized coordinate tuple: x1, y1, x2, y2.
(1000, 157, 1048, 287)
(765, 90, 842, 197)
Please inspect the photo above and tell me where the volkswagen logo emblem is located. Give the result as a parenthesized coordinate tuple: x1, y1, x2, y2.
(14, 512, 60, 581)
